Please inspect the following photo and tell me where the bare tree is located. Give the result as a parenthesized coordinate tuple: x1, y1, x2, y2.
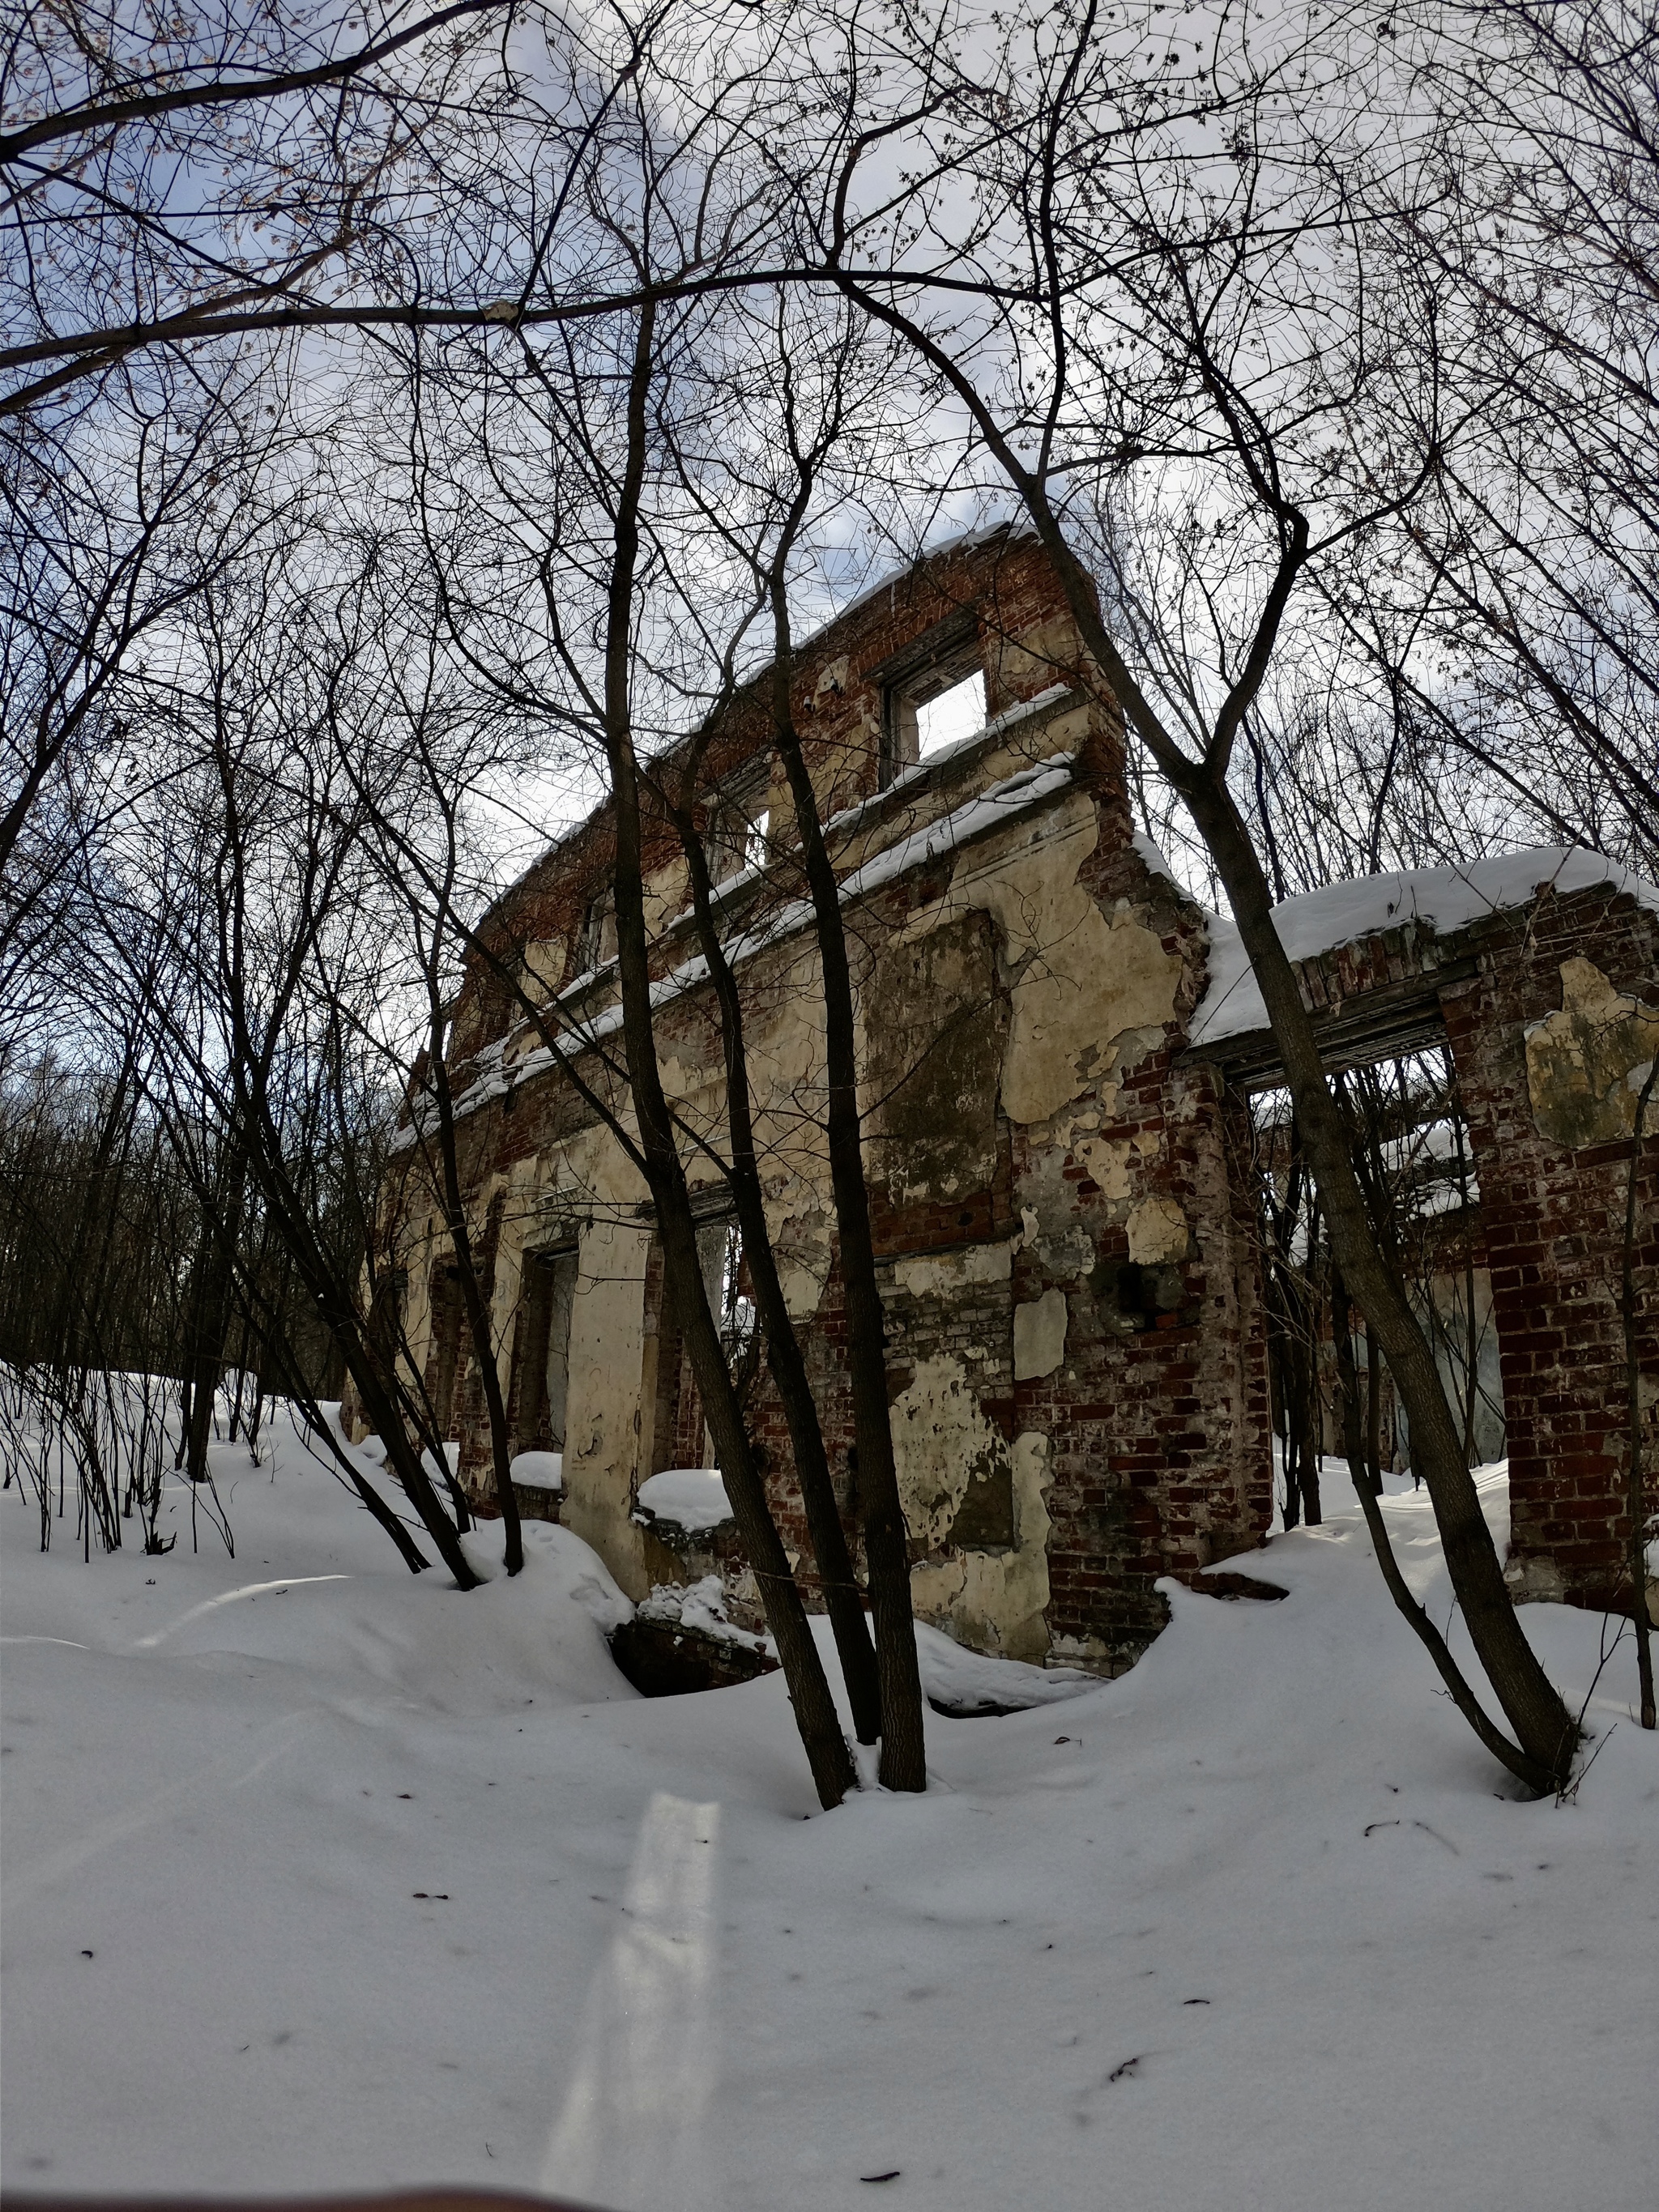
(1301, 2, 1659, 879)
(0, 0, 526, 416)
(0, 356, 285, 1034)
(352, 121, 942, 1787)
(383, 292, 875, 1798)
(83, 545, 510, 1585)
(808, 0, 1579, 1788)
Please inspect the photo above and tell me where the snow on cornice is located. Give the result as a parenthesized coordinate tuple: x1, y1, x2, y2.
(539, 752, 1075, 1059)
(399, 746, 1080, 1143)
(836, 752, 1074, 902)
(512, 688, 1081, 1033)
(1190, 845, 1659, 1050)
(824, 681, 1076, 843)
(487, 526, 1043, 916)
(515, 687, 1080, 1028)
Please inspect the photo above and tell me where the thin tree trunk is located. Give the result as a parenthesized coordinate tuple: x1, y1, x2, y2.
(672, 806, 884, 1745)
(421, 1026, 523, 1575)
(227, 1264, 434, 1575)
(160, 1066, 476, 1583)
(1623, 1059, 1657, 1730)
(178, 1141, 249, 1482)
(1455, 1112, 1482, 1465)
(767, 583, 928, 1794)
(1280, 1413, 1300, 1531)
(232, 1119, 480, 1586)
(1332, 1265, 1550, 1791)
(1298, 1257, 1323, 1526)
(598, 302, 853, 1809)
(1365, 1321, 1384, 1497)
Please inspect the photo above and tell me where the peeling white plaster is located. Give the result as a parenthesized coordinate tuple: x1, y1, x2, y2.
(1525, 957, 1659, 1148)
(910, 1430, 1056, 1664)
(1127, 1195, 1189, 1265)
(1013, 1288, 1069, 1380)
(889, 1354, 1006, 1553)
(1076, 1136, 1134, 1200)
(890, 1242, 1013, 1299)
(906, 791, 1183, 1125)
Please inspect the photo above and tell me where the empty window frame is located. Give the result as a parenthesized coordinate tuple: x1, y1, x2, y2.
(650, 1209, 761, 1471)
(515, 1245, 579, 1454)
(915, 669, 987, 758)
(706, 771, 771, 883)
(696, 1214, 757, 1373)
(429, 1264, 464, 1438)
(870, 608, 984, 785)
(578, 886, 617, 973)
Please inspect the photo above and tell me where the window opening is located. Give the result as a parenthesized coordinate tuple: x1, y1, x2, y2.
(695, 1217, 757, 1370)
(517, 1245, 578, 1452)
(652, 1206, 765, 1473)
(871, 609, 983, 784)
(429, 1264, 463, 1438)
(915, 668, 987, 758)
(578, 886, 616, 972)
(1242, 1043, 1503, 1534)
(708, 774, 770, 883)
(682, 1214, 759, 1463)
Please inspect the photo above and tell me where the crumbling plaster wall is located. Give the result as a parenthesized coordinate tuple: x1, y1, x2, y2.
(853, 771, 1239, 1666)
(842, 753, 1271, 1670)
(408, 531, 1273, 1667)
(1525, 954, 1659, 1150)
(414, 837, 1270, 1670)
(899, 782, 1183, 1125)
(998, 804, 1272, 1673)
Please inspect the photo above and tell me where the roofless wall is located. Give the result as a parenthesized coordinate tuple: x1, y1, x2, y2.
(376, 526, 1657, 1675)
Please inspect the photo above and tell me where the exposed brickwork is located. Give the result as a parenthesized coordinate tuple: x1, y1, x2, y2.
(385, 526, 1650, 1681)
(390, 530, 1277, 1669)
(1002, 841, 1271, 1669)
(1439, 887, 1659, 1612)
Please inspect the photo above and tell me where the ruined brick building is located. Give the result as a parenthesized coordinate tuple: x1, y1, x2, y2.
(370, 530, 1659, 1674)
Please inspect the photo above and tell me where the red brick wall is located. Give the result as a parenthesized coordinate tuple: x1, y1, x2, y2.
(1011, 837, 1272, 1670)
(1440, 885, 1659, 1612)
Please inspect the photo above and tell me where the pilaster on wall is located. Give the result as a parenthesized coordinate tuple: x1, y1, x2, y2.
(1440, 886, 1659, 1612)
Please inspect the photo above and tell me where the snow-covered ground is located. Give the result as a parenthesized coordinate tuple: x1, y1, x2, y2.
(3, 1413, 1656, 2212)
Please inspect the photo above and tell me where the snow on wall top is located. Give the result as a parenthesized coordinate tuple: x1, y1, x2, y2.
(1190, 845, 1659, 1049)
(634, 1465, 734, 1532)
(390, 740, 1083, 1149)
(509, 1450, 564, 1492)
